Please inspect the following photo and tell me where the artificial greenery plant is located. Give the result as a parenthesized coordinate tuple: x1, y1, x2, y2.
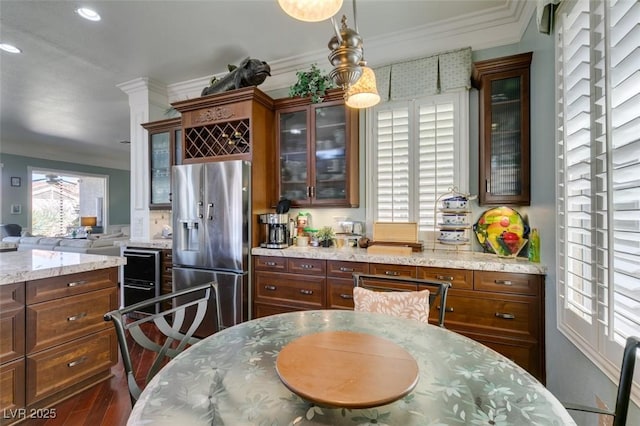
(316, 226, 336, 247)
(289, 64, 335, 103)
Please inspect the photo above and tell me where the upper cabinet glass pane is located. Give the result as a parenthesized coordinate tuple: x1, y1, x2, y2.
(280, 111, 309, 201)
(150, 132, 171, 205)
(315, 105, 347, 200)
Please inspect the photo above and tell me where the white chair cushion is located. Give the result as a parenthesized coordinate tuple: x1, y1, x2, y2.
(353, 286, 431, 323)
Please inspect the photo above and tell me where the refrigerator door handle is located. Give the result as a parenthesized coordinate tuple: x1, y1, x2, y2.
(197, 200, 203, 219)
(207, 203, 214, 220)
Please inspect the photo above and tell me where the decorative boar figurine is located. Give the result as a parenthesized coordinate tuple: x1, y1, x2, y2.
(201, 57, 271, 96)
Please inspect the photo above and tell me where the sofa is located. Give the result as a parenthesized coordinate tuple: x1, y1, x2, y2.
(2, 225, 130, 256)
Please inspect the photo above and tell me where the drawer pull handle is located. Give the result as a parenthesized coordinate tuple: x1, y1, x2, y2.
(264, 285, 277, 291)
(339, 293, 353, 300)
(495, 280, 513, 286)
(384, 271, 400, 276)
(437, 305, 454, 313)
(300, 264, 314, 269)
(495, 312, 515, 320)
(339, 267, 354, 272)
(299, 289, 314, 295)
(265, 261, 277, 266)
(67, 357, 87, 368)
(436, 275, 454, 281)
(67, 312, 87, 321)
(67, 280, 88, 287)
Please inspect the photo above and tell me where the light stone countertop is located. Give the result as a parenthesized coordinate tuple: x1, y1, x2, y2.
(0, 249, 126, 285)
(115, 239, 172, 250)
(251, 246, 547, 275)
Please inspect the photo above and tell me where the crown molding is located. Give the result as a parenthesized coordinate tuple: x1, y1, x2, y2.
(165, 1, 535, 100)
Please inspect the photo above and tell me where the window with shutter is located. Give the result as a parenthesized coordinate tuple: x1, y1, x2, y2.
(369, 91, 468, 240)
(556, 0, 640, 397)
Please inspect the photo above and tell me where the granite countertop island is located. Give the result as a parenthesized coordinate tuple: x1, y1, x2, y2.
(0, 249, 126, 285)
(116, 239, 172, 250)
(251, 246, 547, 275)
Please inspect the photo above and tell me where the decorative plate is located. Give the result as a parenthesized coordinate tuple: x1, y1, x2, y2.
(473, 206, 529, 256)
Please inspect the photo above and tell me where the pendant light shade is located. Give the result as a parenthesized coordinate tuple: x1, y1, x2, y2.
(278, 0, 343, 22)
(345, 65, 380, 109)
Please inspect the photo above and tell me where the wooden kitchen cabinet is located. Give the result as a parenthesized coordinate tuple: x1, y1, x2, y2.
(251, 255, 545, 382)
(472, 52, 532, 205)
(142, 117, 182, 209)
(161, 249, 173, 311)
(253, 256, 326, 317)
(274, 89, 359, 207)
(24, 268, 118, 406)
(326, 260, 368, 309)
(0, 283, 26, 418)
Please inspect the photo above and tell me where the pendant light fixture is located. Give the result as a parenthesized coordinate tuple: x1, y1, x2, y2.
(329, 0, 379, 108)
(277, 0, 343, 22)
(277, 0, 379, 109)
(345, 63, 380, 108)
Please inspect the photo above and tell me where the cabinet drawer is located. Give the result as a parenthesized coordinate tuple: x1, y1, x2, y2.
(0, 283, 25, 364)
(26, 328, 117, 404)
(254, 303, 304, 319)
(0, 358, 25, 413)
(326, 278, 355, 309)
(254, 272, 324, 308)
(475, 271, 541, 296)
(254, 256, 287, 272)
(26, 268, 117, 304)
(457, 330, 543, 383)
(327, 261, 369, 279)
(26, 288, 116, 354)
(419, 267, 473, 290)
(288, 258, 325, 276)
(369, 263, 417, 278)
(436, 292, 539, 340)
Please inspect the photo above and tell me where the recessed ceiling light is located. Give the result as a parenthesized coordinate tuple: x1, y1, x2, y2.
(0, 43, 22, 54)
(76, 7, 101, 21)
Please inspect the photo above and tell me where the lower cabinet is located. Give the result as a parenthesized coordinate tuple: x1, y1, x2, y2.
(253, 255, 545, 383)
(161, 249, 173, 310)
(0, 283, 25, 418)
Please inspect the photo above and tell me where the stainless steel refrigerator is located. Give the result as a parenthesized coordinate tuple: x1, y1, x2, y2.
(172, 160, 250, 337)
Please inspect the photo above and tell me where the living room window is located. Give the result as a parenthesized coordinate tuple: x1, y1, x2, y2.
(556, 0, 640, 394)
(30, 169, 108, 236)
(367, 90, 469, 241)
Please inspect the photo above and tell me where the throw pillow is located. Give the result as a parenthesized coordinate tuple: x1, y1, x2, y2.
(353, 286, 431, 323)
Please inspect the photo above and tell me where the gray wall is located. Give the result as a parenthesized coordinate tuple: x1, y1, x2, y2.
(0, 153, 130, 228)
(471, 14, 638, 425)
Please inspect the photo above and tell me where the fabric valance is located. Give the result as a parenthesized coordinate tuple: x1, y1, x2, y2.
(375, 47, 472, 102)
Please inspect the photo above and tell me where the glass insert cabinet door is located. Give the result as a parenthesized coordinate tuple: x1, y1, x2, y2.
(473, 52, 532, 206)
(276, 92, 358, 208)
(314, 104, 347, 202)
(150, 132, 171, 206)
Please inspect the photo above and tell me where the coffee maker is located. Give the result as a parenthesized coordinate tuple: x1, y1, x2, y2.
(259, 213, 291, 248)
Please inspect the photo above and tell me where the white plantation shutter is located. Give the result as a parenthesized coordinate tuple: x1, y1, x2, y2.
(417, 100, 455, 230)
(556, 0, 640, 396)
(371, 92, 467, 237)
(375, 108, 410, 222)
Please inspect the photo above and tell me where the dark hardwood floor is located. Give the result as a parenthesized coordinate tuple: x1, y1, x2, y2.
(27, 319, 162, 426)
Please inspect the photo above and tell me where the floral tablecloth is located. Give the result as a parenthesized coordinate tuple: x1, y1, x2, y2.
(129, 310, 576, 425)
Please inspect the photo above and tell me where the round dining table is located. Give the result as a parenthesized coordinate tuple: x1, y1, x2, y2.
(128, 310, 577, 425)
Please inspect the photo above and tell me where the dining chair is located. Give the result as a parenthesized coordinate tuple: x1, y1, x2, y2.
(352, 273, 451, 327)
(563, 335, 640, 426)
(103, 281, 221, 404)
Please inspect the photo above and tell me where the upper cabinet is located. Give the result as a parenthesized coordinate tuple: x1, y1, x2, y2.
(472, 52, 532, 206)
(275, 89, 359, 208)
(142, 117, 182, 209)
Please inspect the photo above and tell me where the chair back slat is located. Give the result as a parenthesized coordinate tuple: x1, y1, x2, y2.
(104, 281, 221, 405)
